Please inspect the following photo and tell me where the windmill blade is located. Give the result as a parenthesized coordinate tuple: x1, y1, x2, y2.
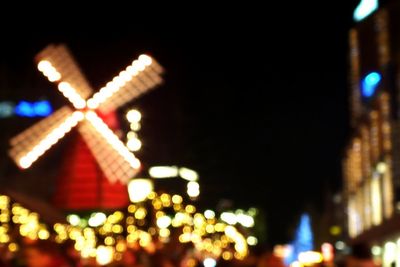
(35, 44, 93, 101)
(87, 55, 164, 113)
(9, 106, 84, 169)
(78, 111, 141, 184)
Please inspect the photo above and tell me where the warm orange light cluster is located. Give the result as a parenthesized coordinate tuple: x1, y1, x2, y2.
(344, 92, 394, 237)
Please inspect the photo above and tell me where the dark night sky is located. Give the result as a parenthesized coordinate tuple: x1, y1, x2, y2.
(0, 2, 363, 244)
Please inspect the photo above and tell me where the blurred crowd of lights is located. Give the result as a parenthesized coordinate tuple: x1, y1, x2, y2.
(0, 192, 254, 265)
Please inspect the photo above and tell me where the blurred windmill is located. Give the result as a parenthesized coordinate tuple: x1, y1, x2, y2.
(8, 44, 164, 211)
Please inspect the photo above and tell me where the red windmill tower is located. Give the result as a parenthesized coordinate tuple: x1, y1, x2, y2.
(8, 44, 164, 211)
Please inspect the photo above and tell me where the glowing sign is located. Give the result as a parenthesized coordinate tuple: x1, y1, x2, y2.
(361, 72, 381, 98)
(0, 100, 53, 118)
(353, 0, 378, 22)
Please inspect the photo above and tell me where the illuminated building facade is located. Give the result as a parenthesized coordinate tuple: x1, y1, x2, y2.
(343, 0, 400, 266)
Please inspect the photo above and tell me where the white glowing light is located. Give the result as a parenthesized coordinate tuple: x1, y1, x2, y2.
(247, 236, 258, 246)
(128, 179, 153, 202)
(67, 214, 81, 226)
(138, 54, 153, 66)
(203, 258, 217, 267)
(96, 246, 114, 265)
(298, 251, 323, 265)
(88, 212, 107, 227)
(127, 138, 142, 152)
(149, 166, 179, 178)
(126, 109, 142, 123)
(85, 111, 140, 169)
(237, 214, 254, 228)
(204, 210, 215, 219)
(18, 111, 83, 169)
(187, 181, 200, 197)
(156, 215, 172, 228)
(353, 0, 378, 22)
(58, 82, 86, 109)
(37, 60, 61, 82)
(38, 60, 51, 72)
(221, 212, 237, 225)
(179, 167, 199, 181)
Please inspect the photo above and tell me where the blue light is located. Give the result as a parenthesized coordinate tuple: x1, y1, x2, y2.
(361, 72, 381, 98)
(33, 100, 52, 116)
(353, 0, 378, 22)
(14, 100, 53, 117)
(15, 101, 35, 117)
(284, 213, 314, 265)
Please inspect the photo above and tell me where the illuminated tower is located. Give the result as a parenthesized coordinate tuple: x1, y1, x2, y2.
(342, 0, 400, 262)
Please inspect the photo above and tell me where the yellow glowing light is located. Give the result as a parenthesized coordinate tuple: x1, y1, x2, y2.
(128, 205, 136, 213)
(134, 207, 147, 220)
(206, 225, 215, 233)
(0, 195, 9, 207)
(179, 233, 191, 243)
(130, 122, 141, 131)
(105, 236, 115, 246)
(8, 243, 18, 252)
(247, 236, 258, 246)
(291, 261, 304, 267)
(186, 258, 197, 267)
(116, 242, 126, 252)
(112, 225, 123, 234)
(125, 217, 134, 227)
(0, 234, 9, 243)
(172, 194, 183, 204)
(377, 162, 387, 173)
(159, 228, 170, 237)
(222, 251, 233, 260)
(329, 225, 341, 236)
(38, 229, 50, 240)
(215, 223, 225, 232)
(186, 205, 196, 214)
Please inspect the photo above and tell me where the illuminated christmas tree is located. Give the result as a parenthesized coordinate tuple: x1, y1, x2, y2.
(285, 213, 314, 265)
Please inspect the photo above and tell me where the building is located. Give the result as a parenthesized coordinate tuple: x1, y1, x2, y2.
(342, 0, 400, 266)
